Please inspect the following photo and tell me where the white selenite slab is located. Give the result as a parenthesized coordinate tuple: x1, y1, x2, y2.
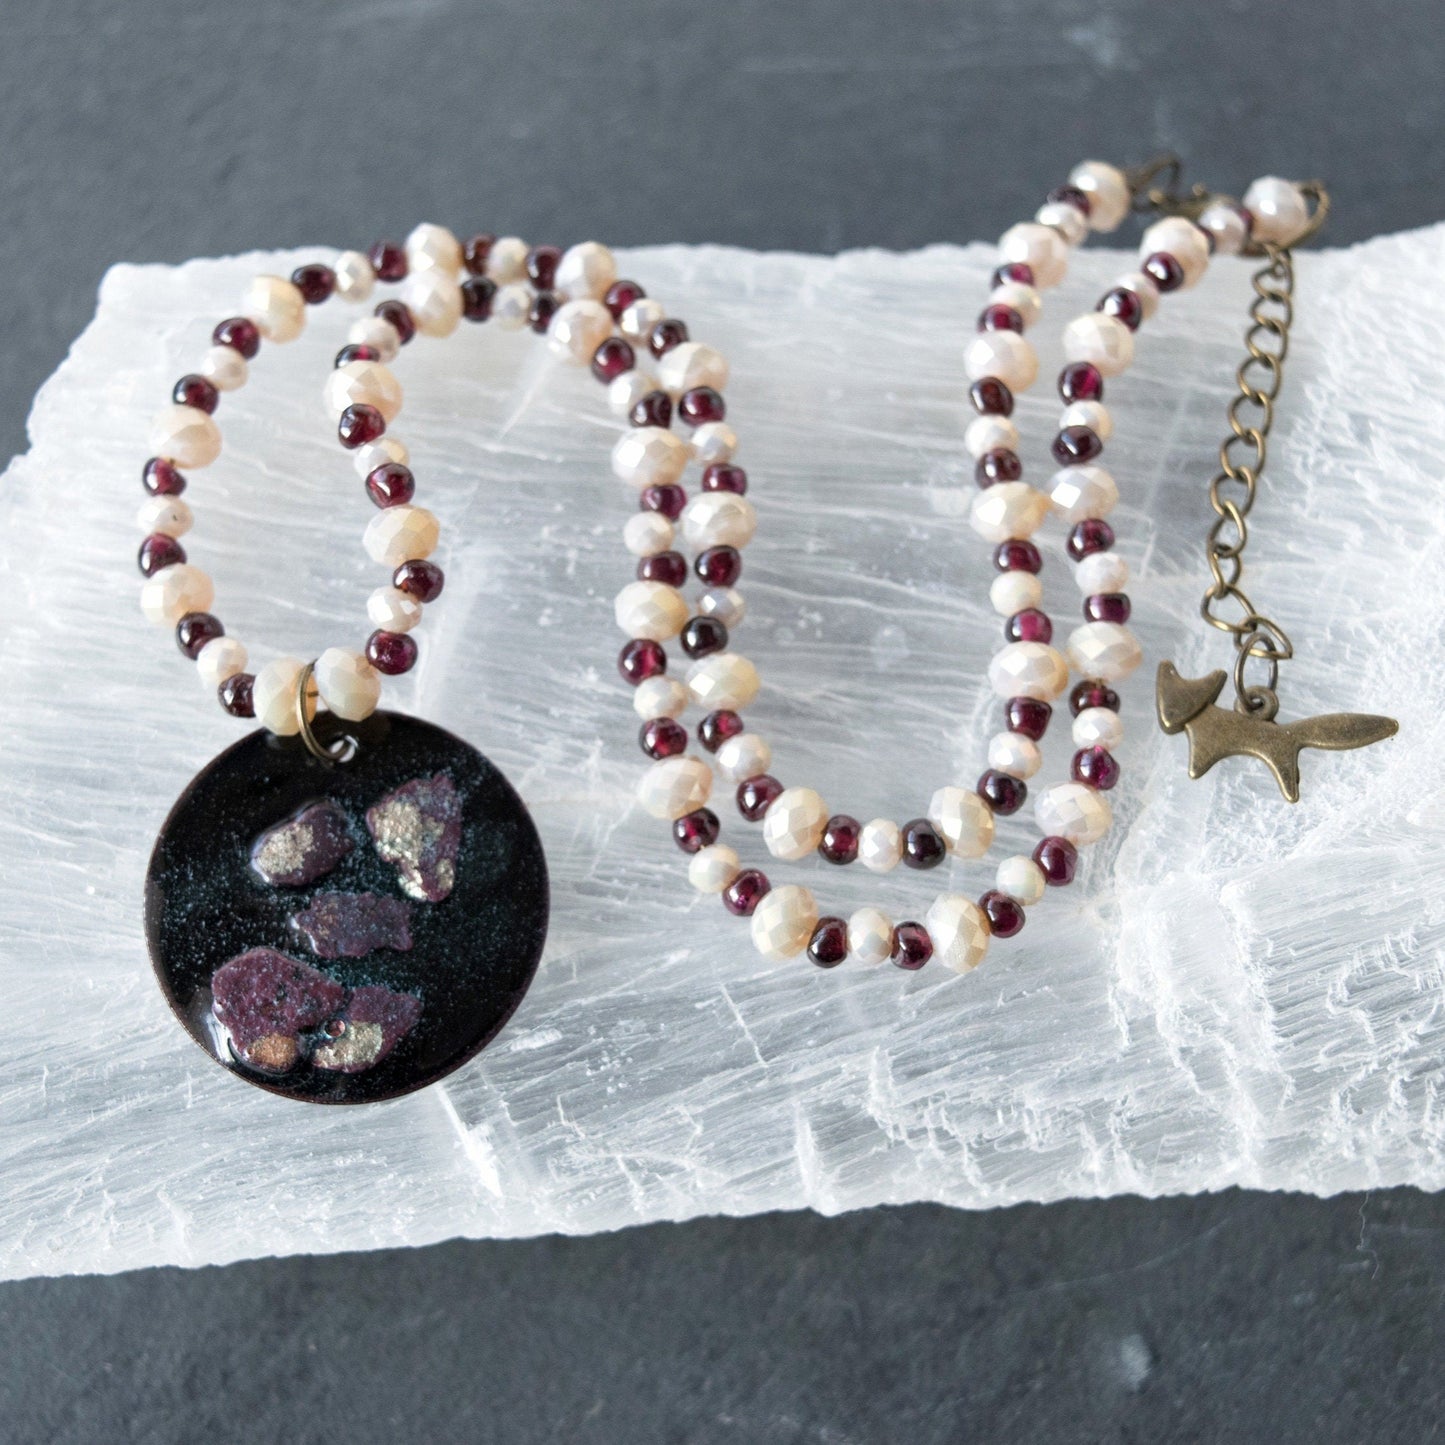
(2, 228, 1443, 1282)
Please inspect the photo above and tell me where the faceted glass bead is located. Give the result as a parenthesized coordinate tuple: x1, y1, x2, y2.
(978, 769, 1027, 815)
(891, 922, 933, 970)
(1066, 518, 1115, 561)
(1005, 608, 1053, 644)
(901, 818, 946, 869)
(368, 240, 407, 282)
(981, 890, 1026, 938)
(925, 895, 990, 972)
(969, 377, 1014, 416)
(761, 787, 829, 861)
(526, 245, 562, 290)
(1098, 286, 1143, 330)
(699, 710, 744, 752)
(604, 279, 645, 319)
(819, 815, 861, 865)
(339, 403, 386, 449)
(462, 234, 495, 274)
(1066, 621, 1142, 681)
(1143, 251, 1185, 291)
(702, 464, 747, 494)
(1051, 425, 1103, 465)
(994, 539, 1042, 574)
(975, 449, 1023, 486)
(1033, 835, 1078, 885)
(374, 299, 416, 344)
(1085, 592, 1131, 624)
(618, 638, 666, 686)
(1006, 696, 1052, 739)
(631, 392, 674, 428)
(638, 551, 687, 587)
(591, 336, 636, 383)
(291, 263, 336, 304)
(737, 774, 783, 822)
(979, 304, 1023, 333)
(640, 716, 688, 760)
(1070, 680, 1120, 716)
(1035, 782, 1112, 846)
(138, 533, 186, 576)
(681, 616, 728, 658)
(218, 672, 255, 718)
(929, 786, 995, 857)
(679, 388, 726, 426)
(672, 808, 721, 854)
(393, 559, 444, 603)
(991, 262, 1034, 287)
(722, 869, 771, 917)
(175, 611, 224, 659)
(649, 319, 689, 358)
(808, 917, 850, 967)
(1058, 362, 1104, 403)
(213, 316, 260, 359)
(461, 277, 497, 321)
(640, 483, 686, 519)
(1072, 746, 1121, 791)
(366, 462, 416, 508)
(173, 374, 219, 414)
(987, 642, 1068, 701)
(143, 457, 186, 496)
(695, 546, 742, 587)
(366, 629, 418, 675)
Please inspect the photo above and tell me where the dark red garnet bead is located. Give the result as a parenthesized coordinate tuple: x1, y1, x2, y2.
(528, 291, 560, 335)
(808, 917, 850, 968)
(374, 299, 416, 344)
(698, 710, 744, 752)
(681, 616, 728, 658)
(1058, 362, 1104, 403)
(1072, 746, 1121, 791)
(1098, 286, 1143, 330)
(991, 262, 1033, 287)
(737, 774, 784, 822)
(819, 814, 861, 865)
(994, 539, 1043, 574)
(679, 387, 726, 426)
(367, 629, 418, 675)
(1006, 697, 1052, 740)
(979, 304, 1024, 333)
(901, 818, 946, 870)
(335, 343, 381, 366)
(969, 377, 1014, 417)
(1143, 251, 1185, 292)
(592, 336, 636, 383)
(976, 449, 1023, 486)
(138, 533, 186, 576)
(977, 769, 1027, 816)
(649, 319, 688, 358)
(891, 922, 933, 971)
(702, 464, 747, 494)
(640, 483, 686, 519)
(1066, 518, 1115, 561)
(673, 808, 721, 854)
(1070, 680, 1120, 716)
(291, 263, 336, 304)
(525, 245, 561, 290)
(218, 672, 255, 718)
(631, 391, 674, 428)
(604, 279, 645, 320)
(640, 716, 688, 760)
(1084, 592, 1131, 624)
(368, 240, 407, 282)
(176, 611, 224, 659)
(461, 277, 497, 321)
(172, 374, 218, 414)
(637, 551, 687, 586)
(338, 403, 386, 449)
(1005, 608, 1052, 644)
(366, 462, 416, 508)
(1046, 183, 1092, 217)
(723, 869, 771, 917)
(696, 546, 741, 587)
(143, 457, 186, 496)
(393, 559, 444, 603)
(980, 890, 1026, 938)
(618, 638, 666, 686)
(212, 316, 260, 359)
(1033, 835, 1079, 886)
(462, 234, 495, 275)
(1051, 426, 1103, 465)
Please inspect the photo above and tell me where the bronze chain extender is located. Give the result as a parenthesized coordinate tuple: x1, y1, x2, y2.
(1140, 160, 1398, 801)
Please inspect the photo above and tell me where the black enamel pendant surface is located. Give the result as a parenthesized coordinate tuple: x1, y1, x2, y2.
(145, 710, 548, 1104)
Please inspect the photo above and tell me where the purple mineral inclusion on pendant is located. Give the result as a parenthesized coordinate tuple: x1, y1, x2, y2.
(210, 947, 346, 1073)
(366, 772, 463, 902)
(311, 985, 424, 1074)
(250, 800, 353, 887)
(291, 891, 414, 958)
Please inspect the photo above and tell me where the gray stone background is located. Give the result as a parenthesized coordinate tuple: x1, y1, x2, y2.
(3, 1, 1443, 1440)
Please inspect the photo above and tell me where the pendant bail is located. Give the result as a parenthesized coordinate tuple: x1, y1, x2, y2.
(295, 661, 356, 763)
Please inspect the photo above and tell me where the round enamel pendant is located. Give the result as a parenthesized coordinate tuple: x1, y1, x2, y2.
(145, 711, 548, 1104)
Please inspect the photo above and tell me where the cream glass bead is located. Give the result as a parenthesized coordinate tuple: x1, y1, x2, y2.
(697, 587, 745, 628)
(658, 341, 729, 395)
(1067, 621, 1142, 681)
(347, 315, 401, 363)
(689, 844, 740, 895)
(253, 657, 316, 737)
(548, 299, 613, 363)
(692, 422, 738, 466)
(314, 647, 381, 723)
(965, 414, 1019, 459)
(555, 241, 618, 301)
(848, 908, 894, 966)
(623, 511, 674, 557)
(195, 636, 248, 690)
(970, 482, 1048, 543)
(403, 271, 464, 337)
(405, 222, 462, 276)
(1062, 313, 1134, 377)
(989, 281, 1042, 327)
(1113, 270, 1161, 319)
(485, 236, 529, 282)
(325, 360, 404, 422)
(149, 404, 221, 469)
(925, 894, 990, 974)
(200, 344, 247, 391)
(1140, 217, 1210, 287)
(686, 653, 760, 710)
(333, 250, 376, 302)
(612, 427, 689, 490)
(1074, 550, 1129, 594)
(1073, 706, 1124, 751)
(682, 492, 756, 550)
(614, 580, 687, 641)
(1035, 781, 1112, 847)
(997, 854, 1046, 906)
(620, 298, 665, 342)
(761, 786, 829, 861)
(352, 436, 408, 478)
(1060, 400, 1112, 441)
(243, 275, 306, 343)
(367, 585, 422, 633)
(752, 885, 818, 962)
(1068, 160, 1130, 232)
(858, 819, 902, 873)
(1242, 177, 1309, 245)
(140, 564, 213, 625)
(637, 756, 712, 820)
(987, 730, 1041, 780)
(963, 330, 1038, 392)
(988, 641, 1068, 701)
(633, 675, 689, 721)
(491, 282, 533, 330)
(608, 369, 660, 417)
(1048, 464, 1118, 523)
(715, 732, 771, 784)
(928, 786, 995, 858)
(989, 570, 1042, 616)
(363, 505, 439, 567)
(997, 222, 1069, 288)
(1037, 200, 1088, 247)
(137, 495, 192, 538)
(1199, 204, 1249, 257)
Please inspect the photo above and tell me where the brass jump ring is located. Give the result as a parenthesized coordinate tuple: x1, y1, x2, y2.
(294, 661, 356, 764)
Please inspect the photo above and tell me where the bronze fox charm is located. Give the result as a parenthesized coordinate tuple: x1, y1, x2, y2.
(1156, 661, 1397, 803)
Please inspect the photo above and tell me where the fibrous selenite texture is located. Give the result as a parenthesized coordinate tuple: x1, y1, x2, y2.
(2, 233, 1442, 1280)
